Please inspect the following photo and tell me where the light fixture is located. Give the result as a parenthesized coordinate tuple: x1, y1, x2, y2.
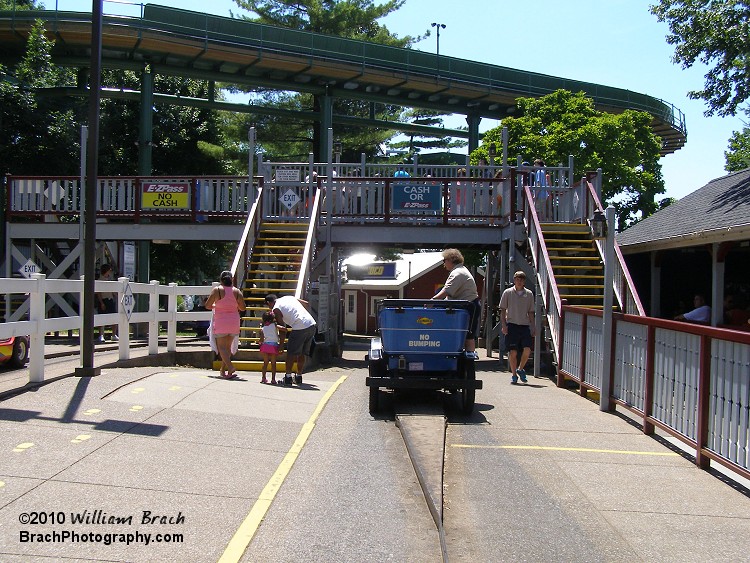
(590, 210, 607, 239)
(488, 142, 497, 158)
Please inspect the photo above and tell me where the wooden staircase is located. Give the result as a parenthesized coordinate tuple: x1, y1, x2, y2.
(213, 221, 309, 374)
(541, 222, 612, 311)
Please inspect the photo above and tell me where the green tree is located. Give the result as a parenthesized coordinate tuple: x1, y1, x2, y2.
(473, 90, 664, 229)
(388, 108, 467, 159)
(233, 0, 417, 46)
(230, 0, 426, 161)
(0, 19, 80, 177)
(725, 112, 750, 172)
(650, 1, 750, 117)
(0, 0, 39, 8)
(96, 70, 231, 176)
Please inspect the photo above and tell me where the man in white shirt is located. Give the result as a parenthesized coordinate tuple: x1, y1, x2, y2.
(265, 294, 317, 383)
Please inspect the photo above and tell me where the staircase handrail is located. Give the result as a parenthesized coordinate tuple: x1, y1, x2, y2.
(521, 184, 564, 359)
(582, 179, 646, 316)
(229, 180, 264, 289)
(295, 187, 322, 299)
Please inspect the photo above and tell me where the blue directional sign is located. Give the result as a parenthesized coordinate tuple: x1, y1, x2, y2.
(392, 182, 441, 211)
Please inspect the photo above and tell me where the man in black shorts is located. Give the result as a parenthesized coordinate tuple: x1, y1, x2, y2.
(499, 271, 535, 384)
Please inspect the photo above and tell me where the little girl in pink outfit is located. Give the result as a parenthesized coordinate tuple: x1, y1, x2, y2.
(259, 311, 280, 384)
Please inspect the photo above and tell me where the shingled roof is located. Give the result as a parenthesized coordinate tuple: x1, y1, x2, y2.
(617, 167, 750, 254)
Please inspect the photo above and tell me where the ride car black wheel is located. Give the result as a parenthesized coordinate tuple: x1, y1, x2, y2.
(368, 360, 384, 413)
(9, 337, 29, 368)
(369, 385, 379, 414)
(460, 358, 476, 415)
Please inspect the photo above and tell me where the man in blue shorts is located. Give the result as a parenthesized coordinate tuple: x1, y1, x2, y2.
(499, 271, 535, 384)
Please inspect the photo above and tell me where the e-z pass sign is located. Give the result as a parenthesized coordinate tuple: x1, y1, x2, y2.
(141, 181, 191, 210)
(391, 181, 441, 211)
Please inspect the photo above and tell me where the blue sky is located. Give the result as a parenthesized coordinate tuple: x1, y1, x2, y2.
(55, 0, 746, 201)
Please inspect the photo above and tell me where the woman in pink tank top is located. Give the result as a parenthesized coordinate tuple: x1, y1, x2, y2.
(205, 270, 247, 378)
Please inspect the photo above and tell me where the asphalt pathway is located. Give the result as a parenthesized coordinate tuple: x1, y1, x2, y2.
(0, 340, 748, 562)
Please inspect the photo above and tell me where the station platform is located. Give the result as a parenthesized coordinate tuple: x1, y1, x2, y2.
(0, 341, 748, 562)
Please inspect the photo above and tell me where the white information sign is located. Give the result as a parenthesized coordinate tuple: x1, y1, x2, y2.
(121, 283, 135, 322)
(275, 169, 300, 182)
(279, 189, 301, 210)
(123, 242, 136, 281)
(19, 259, 40, 278)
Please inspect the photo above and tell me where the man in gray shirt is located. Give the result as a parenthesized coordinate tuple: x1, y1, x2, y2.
(499, 271, 535, 384)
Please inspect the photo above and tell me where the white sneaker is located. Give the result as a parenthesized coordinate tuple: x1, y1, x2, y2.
(112, 335, 119, 342)
(97, 336, 105, 343)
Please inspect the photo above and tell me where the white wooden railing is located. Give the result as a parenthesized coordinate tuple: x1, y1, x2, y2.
(0, 275, 215, 384)
(559, 306, 750, 481)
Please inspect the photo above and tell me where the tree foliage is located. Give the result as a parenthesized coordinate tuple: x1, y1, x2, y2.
(650, 0, 750, 117)
(0, 20, 80, 177)
(388, 108, 467, 158)
(97, 70, 231, 176)
(229, 0, 434, 161)
(232, 0, 419, 46)
(0, 0, 38, 8)
(473, 90, 665, 229)
(725, 118, 750, 172)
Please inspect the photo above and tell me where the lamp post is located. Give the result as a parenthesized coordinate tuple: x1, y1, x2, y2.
(333, 141, 342, 164)
(488, 142, 497, 166)
(431, 22, 446, 74)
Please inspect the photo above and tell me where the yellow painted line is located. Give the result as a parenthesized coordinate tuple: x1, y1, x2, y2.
(218, 375, 347, 563)
(0, 481, 5, 488)
(130, 405, 144, 412)
(451, 444, 679, 456)
(131, 387, 145, 394)
(83, 408, 101, 415)
(13, 442, 34, 453)
(169, 386, 182, 391)
(71, 434, 92, 444)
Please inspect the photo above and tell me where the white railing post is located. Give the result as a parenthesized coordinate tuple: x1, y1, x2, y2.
(168, 282, 178, 352)
(600, 206, 616, 411)
(149, 280, 160, 354)
(28, 273, 46, 383)
(117, 276, 130, 360)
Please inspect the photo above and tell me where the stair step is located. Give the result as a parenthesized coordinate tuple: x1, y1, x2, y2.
(558, 285, 604, 289)
(249, 260, 301, 266)
(548, 246, 598, 252)
(550, 256, 601, 261)
(544, 238, 594, 244)
(245, 283, 296, 288)
(555, 274, 604, 279)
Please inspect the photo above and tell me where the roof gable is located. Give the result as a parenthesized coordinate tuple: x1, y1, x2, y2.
(617, 168, 750, 252)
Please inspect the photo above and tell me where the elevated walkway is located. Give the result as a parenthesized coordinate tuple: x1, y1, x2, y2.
(0, 5, 686, 154)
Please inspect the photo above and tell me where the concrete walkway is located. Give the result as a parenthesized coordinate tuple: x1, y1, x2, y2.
(0, 343, 748, 562)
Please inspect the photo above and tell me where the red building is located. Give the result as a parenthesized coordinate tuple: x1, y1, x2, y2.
(342, 253, 484, 335)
